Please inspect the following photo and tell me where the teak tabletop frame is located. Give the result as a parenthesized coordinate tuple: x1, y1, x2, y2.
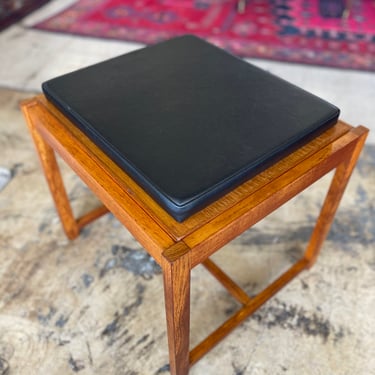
(21, 95, 368, 375)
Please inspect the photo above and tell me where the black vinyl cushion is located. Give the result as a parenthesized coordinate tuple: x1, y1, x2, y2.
(42, 35, 340, 222)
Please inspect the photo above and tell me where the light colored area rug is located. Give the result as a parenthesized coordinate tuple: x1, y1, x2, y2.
(0, 89, 374, 374)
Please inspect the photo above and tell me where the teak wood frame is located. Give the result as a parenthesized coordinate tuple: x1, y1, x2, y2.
(21, 95, 368, 375)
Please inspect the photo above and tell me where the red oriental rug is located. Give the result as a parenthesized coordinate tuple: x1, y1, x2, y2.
(33, 0, 375, 71)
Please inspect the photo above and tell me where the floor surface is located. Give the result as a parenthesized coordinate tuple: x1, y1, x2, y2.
(0, 1, 374, 374)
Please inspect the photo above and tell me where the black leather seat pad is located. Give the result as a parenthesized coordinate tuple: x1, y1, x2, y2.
(42, 35, 340, 222)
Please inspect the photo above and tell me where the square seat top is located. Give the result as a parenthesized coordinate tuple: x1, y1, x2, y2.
(42, 35, 339, 222)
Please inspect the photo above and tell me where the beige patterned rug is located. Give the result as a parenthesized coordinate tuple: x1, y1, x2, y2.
(0, 89, 374, 374)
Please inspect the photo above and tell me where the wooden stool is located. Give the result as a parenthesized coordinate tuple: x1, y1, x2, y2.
(21, 95, 368, 375)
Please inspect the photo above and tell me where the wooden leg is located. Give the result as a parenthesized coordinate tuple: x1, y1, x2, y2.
(21, 100, 109, 240)
(304, 128, 368, 267)
(162, 243, 191, 375)
(25, 114, 80, 240)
